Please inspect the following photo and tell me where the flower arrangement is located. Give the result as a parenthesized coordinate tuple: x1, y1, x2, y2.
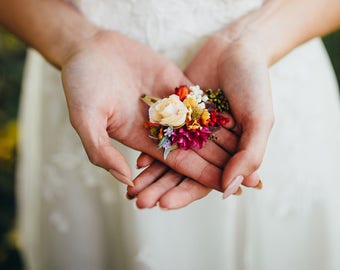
(141, 85, 230, 159)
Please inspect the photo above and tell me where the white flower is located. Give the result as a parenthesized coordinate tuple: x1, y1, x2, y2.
(189, 85, 204, 96)
(202, 95, 209, 102)
(188, 85, 208, 108)
(198, 102, 206, 109)
(149, 94, 188, 127)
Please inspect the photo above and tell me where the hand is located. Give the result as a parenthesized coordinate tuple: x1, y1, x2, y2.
(184, 27, 274, 198)
(127, 153, 261, 209)
(126, 24, 270, 207)
(61, 29, 240, 187)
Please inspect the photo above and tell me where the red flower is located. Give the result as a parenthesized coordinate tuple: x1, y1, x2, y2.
(175, 85, 190, 101)
(208, 109, 230, 127)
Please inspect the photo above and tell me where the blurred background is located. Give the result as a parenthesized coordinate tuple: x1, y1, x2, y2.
(0, 27, 339, 270)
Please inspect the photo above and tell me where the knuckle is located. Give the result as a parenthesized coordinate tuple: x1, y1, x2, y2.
(249, 154, 263, 172)
(169, 151, 185, 173)
(87, 150, 101, 167)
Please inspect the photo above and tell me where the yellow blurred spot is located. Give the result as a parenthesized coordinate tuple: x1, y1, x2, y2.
(0, 121, 18, 161)
(6, 227, 21, 248)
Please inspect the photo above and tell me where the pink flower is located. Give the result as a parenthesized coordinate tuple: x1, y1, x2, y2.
(171, 127, 212, 150)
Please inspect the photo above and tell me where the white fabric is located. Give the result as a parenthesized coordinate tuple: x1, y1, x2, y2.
(17, 1, 340, 270)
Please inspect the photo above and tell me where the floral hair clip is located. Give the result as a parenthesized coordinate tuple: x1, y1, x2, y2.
(141, 85, 230, 159)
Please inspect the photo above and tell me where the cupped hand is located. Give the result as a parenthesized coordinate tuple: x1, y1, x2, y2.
(126, 27, 270, 208)
(61, 29, 238, 187)
(184, 29, 274, 198)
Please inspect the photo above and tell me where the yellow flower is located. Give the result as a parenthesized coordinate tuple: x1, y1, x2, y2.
(186, 120, 201, 130)
(200, 109, 210, 126)
(149, 94, 188, 127)
(183, 97, 198, 109)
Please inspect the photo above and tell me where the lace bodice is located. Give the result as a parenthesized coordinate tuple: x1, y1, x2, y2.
(71, 0, 263, 68)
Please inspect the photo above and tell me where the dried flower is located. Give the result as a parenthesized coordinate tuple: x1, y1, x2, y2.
(172, 127, 212, 150)
(209, 109, 230, 127)
(200, 109, 210, 126)
(206, 89, 230, 112)
(149, 94, 188, 127)
(175, 85, 190, 101)
(142, 85, 231, 159)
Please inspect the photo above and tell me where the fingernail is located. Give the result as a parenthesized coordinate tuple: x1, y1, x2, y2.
(223, 175, 244, 199)
(254, 180, 263, 190)
(158, 202, 169, 211)
(109, 169, 134, 187)
(136, 162, 144, 169)
(233, 186, 243, 196)
(126, 192, 135, 200)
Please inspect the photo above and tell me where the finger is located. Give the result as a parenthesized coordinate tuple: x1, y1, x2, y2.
(159, 178, 212, 210)
(242, 171, 261, 188)
(139, 136, 223, 191)
(135, 171, 184, 209)
(74, 116, 133, 186)
(193, 141, 231, 169)
(219, 112, 236, 130)
(136, 153, 155, 169)
(230, 122, 242, 136)
(127, 161, 168, 197)
(222, 122, 271, 199)
(212, 128, 239, 154)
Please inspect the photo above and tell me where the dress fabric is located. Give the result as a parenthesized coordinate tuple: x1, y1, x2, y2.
(17, 0, 340, 270)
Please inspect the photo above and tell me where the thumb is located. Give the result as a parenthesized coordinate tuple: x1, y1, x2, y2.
(73, 114, 133, 186)
(222, 122, 271, 199)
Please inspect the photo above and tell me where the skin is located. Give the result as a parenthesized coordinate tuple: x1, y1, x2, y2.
(0, 0, 254, 189)
(1, 0, 339, 209)
(128, 0, 340, 209)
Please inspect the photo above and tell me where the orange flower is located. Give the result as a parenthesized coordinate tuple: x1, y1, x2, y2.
(144, 121, 161, 128)
(175, 85, 190, 101)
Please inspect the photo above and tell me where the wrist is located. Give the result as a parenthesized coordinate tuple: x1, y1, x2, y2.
(56, 23, 100, 68)
(46, 11, 101, 69)
(0, 0, 101, 70)
(219, 0, 340, 67)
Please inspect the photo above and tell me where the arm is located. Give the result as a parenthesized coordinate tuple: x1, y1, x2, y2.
(0, 0, 97, 68)
(185, 0, 340, 198)
(128, 0, 340, 208)
(234, 0, 340, 66)
(0, 0, 240, 189)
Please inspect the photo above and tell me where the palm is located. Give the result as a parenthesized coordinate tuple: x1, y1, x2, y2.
(62, 30, 226, 187)
(185, 33, 273, 189)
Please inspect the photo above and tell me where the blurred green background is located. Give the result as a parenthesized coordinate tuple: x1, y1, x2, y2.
(0, 28, 339, 270)
(0, 28, 25, 270)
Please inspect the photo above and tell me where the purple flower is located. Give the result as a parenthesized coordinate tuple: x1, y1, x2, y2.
(171, 127, 212, 150)
(162, 139, 172, 149)
(164, 126, 174, 137)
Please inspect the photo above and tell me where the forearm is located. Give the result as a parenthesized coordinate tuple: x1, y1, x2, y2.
(0, 0, 98, 68)
(227, 0, 340, 66)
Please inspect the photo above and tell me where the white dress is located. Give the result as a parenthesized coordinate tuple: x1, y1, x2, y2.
(17, 1, 340, 270)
